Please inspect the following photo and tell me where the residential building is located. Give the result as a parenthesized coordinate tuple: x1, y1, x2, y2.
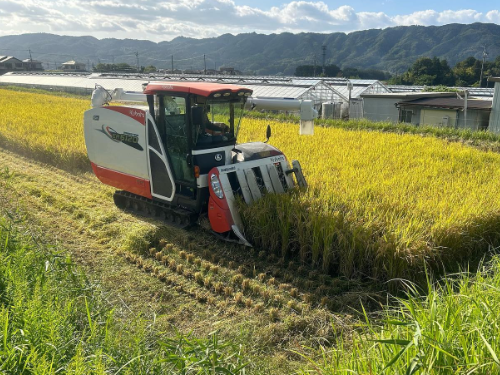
(22, 59, 44, 71)
(396, 97, 491, 131)
(0, 56, 24, 74)
(361, 92, 458, 123)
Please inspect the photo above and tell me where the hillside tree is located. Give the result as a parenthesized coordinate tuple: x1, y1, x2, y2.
(390, 57, 455, 86)
(294, 64, 341, 77)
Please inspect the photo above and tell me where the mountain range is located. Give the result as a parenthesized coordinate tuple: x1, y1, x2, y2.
(1, 23, 500, 75)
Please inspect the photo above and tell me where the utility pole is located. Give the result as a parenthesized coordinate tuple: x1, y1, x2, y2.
(464, 89, 468, 128)
(347, 81, 353, 120)
(322, 45, 326, 76)
(171, 55, 174, 73)
(28, 49, 33, 70)
(479, 46, 488, 88)
(313, 54, 316, 77)
(135, 51, 139, 72)
(203, 54, 206, 74)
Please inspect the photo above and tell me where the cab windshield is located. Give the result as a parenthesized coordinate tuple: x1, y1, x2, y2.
(191, 97, 245, 148)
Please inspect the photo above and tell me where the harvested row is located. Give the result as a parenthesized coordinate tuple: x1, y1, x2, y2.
(0, 142, 370, 317)
(0, 148, 354, 359)
(123, 235, 369, 313)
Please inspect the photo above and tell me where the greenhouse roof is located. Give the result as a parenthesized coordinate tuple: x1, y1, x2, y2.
(330, 80, 391, 99)
(244, 84, 311, 98)
(1, 72, 387, 104)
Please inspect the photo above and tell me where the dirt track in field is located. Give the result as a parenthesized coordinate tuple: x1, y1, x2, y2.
(0, 146, 382, 373)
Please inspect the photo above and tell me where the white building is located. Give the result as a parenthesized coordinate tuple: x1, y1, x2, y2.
(61, 61, 86, 71)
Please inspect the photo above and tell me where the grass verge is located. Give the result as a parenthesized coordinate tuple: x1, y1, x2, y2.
(298, 257, 500, 373)
(0, 207, 247, 374)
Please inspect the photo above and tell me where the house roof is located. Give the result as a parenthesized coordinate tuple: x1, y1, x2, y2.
(397, 97, 492, 111)
(0, 56, 22, 63)
(388, 85, 495, 98)
(362, 92, 458, 99)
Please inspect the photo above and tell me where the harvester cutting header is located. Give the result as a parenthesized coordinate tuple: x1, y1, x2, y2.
(83, 81, 307, 245)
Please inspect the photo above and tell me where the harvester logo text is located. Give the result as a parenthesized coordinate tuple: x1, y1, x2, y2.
(129, 109, 145, 118)
(97, 125, 144, 151)
(270, 155, 285, 163)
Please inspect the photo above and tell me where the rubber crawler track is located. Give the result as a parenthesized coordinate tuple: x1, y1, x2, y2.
(113, 190, 198, 229)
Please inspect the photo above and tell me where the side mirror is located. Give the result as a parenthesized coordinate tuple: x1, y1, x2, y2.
(264, 124, 272, 143)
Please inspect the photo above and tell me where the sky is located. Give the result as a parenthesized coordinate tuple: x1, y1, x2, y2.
(0, 0, 499, 42)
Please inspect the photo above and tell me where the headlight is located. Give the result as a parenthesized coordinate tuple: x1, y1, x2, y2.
(210, 174, 224, 199)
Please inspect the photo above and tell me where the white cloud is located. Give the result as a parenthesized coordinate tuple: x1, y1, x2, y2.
(357, 11, 393, 29)
(393, 10, 439, 26)
(437, 9, 483, 24)
(0, 0, 499, 41)
(486, 10, 500, 23)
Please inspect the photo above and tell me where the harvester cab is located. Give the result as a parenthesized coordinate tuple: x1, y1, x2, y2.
(84, 82, 307, 246)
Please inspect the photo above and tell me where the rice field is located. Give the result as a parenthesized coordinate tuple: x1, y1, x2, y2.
(238, 123, 500, 281)
(0, 88, 89, 170)
(2, 87, 500, 282)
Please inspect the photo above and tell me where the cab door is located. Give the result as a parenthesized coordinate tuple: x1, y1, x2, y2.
(157, 95, 196, 188)
(146, 112, 176, 202)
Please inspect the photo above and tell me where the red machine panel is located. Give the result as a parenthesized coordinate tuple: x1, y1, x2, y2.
(91, 162, 152, 199)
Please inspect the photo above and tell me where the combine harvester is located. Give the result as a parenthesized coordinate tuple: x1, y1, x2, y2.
(84, 82, 310, 246)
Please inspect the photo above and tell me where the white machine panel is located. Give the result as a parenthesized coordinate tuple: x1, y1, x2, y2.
(84, 107, 149, 179)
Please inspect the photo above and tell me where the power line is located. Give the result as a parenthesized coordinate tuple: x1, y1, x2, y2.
(0, 48, 30, 52)
(2, 47, 218, 64)
(2, 47, 228, 72)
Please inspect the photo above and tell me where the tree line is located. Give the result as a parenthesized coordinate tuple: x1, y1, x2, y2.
(93, 63, 157, 73)
(295, 56, 500, 87)
(294, 64, 391, 80)
(389, 56, 500, 87)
